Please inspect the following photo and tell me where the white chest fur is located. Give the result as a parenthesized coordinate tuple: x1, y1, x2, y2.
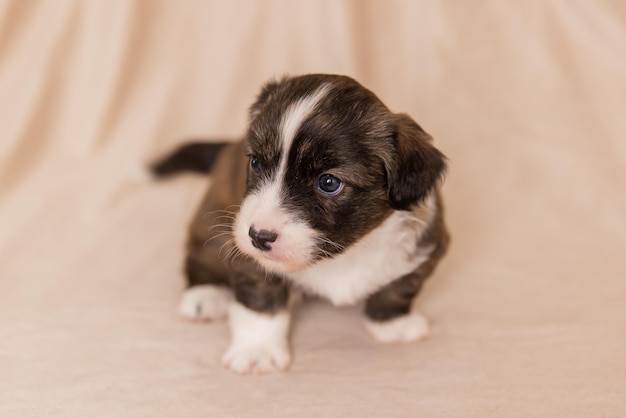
(287, 209, 434, 306)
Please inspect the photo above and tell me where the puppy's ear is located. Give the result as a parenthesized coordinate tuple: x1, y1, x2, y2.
(385, 114, 447, 210)
(248, 77, 285, 120)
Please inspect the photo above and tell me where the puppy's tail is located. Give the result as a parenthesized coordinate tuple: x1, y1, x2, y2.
(150, 142, 229, 178)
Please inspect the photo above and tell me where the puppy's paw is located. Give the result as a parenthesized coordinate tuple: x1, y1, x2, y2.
(222, 339, 291, 375)
(222, 302, 292, 374)
(179, 285, 232, 321)
(365, 312, 430, 343)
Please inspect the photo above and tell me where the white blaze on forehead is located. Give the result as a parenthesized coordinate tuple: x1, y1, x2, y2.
(233, 85, 330, 274)
(278, 85, 330, 176)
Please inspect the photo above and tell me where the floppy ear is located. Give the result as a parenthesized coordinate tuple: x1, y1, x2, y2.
(385, 114, 447, 210)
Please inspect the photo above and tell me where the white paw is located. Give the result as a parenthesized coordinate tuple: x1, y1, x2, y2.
(178, 285, 232, 321)
(222, 339, 291, 375)
(365, 312, 430, 343)
(222, 302, 292, 375)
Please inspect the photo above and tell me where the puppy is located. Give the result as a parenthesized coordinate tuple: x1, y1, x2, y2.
(153, 74, 450, 374)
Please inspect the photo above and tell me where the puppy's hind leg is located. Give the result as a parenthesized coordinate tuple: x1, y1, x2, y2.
(364, 270, 432, 344)
(179, 253, 232, 322)
(364, 233, 449, 343)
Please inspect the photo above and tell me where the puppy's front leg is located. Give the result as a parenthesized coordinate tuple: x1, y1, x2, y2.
(222, 269, 291, 375)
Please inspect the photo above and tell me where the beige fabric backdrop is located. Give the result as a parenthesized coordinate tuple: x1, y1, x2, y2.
(1, 1, 625, 416)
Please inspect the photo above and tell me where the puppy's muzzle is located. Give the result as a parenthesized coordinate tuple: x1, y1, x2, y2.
(248, 226, 278, 252)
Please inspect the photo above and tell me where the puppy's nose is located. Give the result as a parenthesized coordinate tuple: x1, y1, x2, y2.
(248, 226, 278, 252)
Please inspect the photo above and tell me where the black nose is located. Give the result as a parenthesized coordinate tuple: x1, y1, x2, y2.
(248, 226, 278, 252)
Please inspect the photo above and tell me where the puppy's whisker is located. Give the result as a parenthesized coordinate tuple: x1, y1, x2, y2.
(321, 249, 334, 258)
(228, 248, 246, 264)
(222, 239, 246, 264)
(212, 215, 237, 221)
(207, 223, 234, 232)
(209, 208, 239, 214)
(218, 239, 233, 259)
(207, 224, 235, 233)
(206, 231, 233, 240)
(206, 228, 233, 237)
(318, 237, 345, 252)
(203, 232, 234, 247)
(314, 244, 335, 259)
(207, 228, 232, 234)
(226, 248, 242, 264)
(202, 209, 239, 221)
(219, 238, 243, 261)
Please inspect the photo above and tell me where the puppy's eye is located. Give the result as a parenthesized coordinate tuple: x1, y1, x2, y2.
(317, 174, 343, 195)
(250, 157, 262, 174)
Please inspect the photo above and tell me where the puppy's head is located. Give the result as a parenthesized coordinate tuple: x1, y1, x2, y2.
(233, 74, 446, 274)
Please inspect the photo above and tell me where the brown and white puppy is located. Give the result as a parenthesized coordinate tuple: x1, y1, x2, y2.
(153, 74, 450, 374)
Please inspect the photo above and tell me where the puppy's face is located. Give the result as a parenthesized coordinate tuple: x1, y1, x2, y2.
(233, 75, 446, 274)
